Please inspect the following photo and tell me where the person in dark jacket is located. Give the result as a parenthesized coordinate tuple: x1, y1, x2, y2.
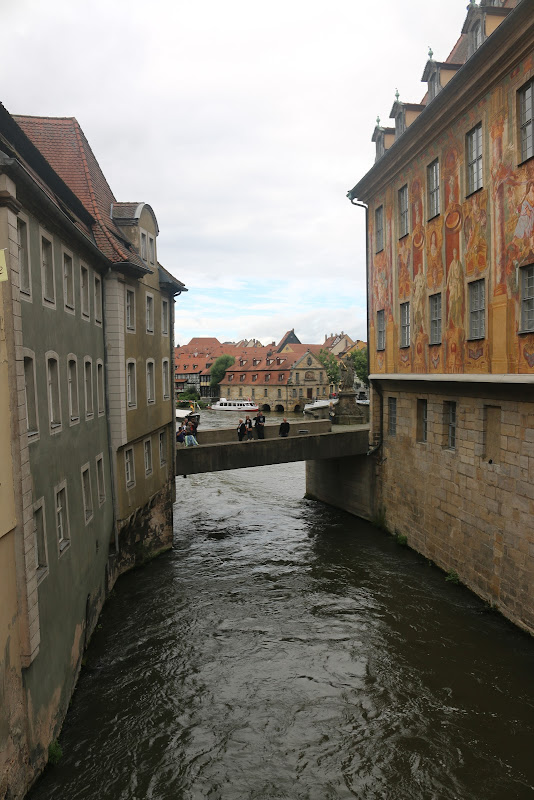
(245, 415, 254, 441)
(279, 418, 290, 437)
(254, 411, 266, 439)
(237, 419, 246, 441)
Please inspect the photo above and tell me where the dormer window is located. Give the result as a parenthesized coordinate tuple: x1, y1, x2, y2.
(395, 110, 406, 137)
(428, 71, 439, 101)
(252, 374, 258, 382)
(472, 21, 483, 52)
(228, 374, 234, 382)
(240, 374, 245, 382)
(265, 373, 271, 382)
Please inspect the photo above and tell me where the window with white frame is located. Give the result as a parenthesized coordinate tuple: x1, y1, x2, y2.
(63, 251, 74, 311)
(398, 185, 409, 238)
(388, 397, 397, 436)
(162, 299, 169, 335)
(521, 265, 534, 331)
(146, 293, 154, 333)
(126, 288, 135, 331)
(96, 454, 106, 505)
(429, 293, 442, 344)
(81, 463, 93, 523)
(427, 159, 440, 218)
(23, 353, 39, 438)
(84, 358, 94, 418)
(466, 124, 483, 194)
(33, 499, 48, 581)
(46, 353, 62, 431)
(125, 447, 135, 488)
(417, 399, 428, 443)
(148, 235, 155, 264)
(445, 401, 457, 449)
(519, 79, 533, 163)
(18, 217, 31, 298)
(55, 482, 70, 551)
(162, 359, 170, 400)
(159, 430, 167, 466)
(472, 21, 483, 52)
(377, 309, 386, 350)
(94, 274, 102, 323)
(127, 360, 137, 408)
(144, 438, 153, 476)
(400, 301, 410, 347)
(147, 360, 155, 403)
(468, 279, 485, 339)
(81, 264, 90, 318)
(97, 360, 105, 414)
(140, 231, 147, 261)
(41, 233, 55, 305)
(67, 355, 79, 423)
(375, 205, 384, 252)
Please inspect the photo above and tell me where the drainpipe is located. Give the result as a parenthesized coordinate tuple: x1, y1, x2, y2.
(348, 196, 383, 455)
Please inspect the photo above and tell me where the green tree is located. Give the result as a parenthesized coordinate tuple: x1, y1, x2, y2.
(210, 354, 235, 387)
(317, 349, 340, 385)
(347, 348, 369, 387)
(179, 387, 200, 403)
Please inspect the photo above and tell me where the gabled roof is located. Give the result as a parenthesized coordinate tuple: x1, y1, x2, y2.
(13, 115, 150, 274)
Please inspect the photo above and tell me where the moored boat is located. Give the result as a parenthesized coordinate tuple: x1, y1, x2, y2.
(209, 398, 259, 412)
(303, 398, 338, 414)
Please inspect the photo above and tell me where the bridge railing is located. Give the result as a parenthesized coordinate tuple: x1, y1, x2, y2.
(180, 418, 331, 447)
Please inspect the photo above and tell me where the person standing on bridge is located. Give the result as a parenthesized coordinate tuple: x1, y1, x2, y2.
(237, 419, 247, 442)
(254, 410, 266, 439)
(245, 415, 254, 441)
(184, 421, 199, 447)
(279, 418, 290, 438)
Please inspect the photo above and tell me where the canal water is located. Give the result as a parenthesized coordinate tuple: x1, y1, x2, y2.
(29, 443, 534, 798)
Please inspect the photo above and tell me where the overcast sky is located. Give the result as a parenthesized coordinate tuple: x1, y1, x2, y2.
(4, 0, 468, 346)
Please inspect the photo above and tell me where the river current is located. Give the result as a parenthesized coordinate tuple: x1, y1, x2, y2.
(29, 412, 534, 800)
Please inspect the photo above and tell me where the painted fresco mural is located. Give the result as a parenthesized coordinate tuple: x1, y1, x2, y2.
(369, 52, 534, 377)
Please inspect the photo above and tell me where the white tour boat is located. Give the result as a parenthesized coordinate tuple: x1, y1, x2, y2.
(303, 398, 338, 414)
(209, 398, 259, 413)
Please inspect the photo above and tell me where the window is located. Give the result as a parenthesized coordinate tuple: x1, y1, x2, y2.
(140, 232, 147, 261)
(466, 124, 483, 194)
(417, 399, 428, 443)
(23, 354, 39, 438)
(55, 482, 70, 551)
(159, 430, 167, 466)
(265, 373, 271, 382)
(127, 360, 137, 408)
(84, 358, 94, 418)
(94, 275, 102, 323)
(125, 447, 135, 487)
(239, 387, 243, 397)
(97, 360, 105, 414)
(296, 373, 300, 384)
(299, 388, 303, 397)
(41, 234, 55, 305)
(46, 353, 61, 431)
(468, 279, 485, 339)
(146, 360, 155, 403)
(96, 454, 106, 505)
(252, 374, 258, 382)
(400, 301, 410, 348)
(278, 373, 284, 382)
(148, 235, 155, 264)
(472, 21, 483, 52)
(81, 464, 93, 523)
(292, 389, 297, 398)
(445, 402, 456, 449)
(144, 439, 153, 476)
(81, 265, 90, 318)
(398, 185, 409, 238)
(67, 356, 79, 423)
(520, 265, 534, 331)
(265, 389, 268, 397)
(375, 205, 384, 252)
(63, 251, 74, 310)
(388, 397, 397, 436)
(484, 406, 501, 464)
(126, 289, 135, 331)
(252, 388, 256, 398)
(228, 374, 234, 382)
(429, 293, 442, 344)
(33, 500, 48, 581)
(146, 293, 154, 333)
(427, 159, 440, 218)
(377, 309, 386, 350)
(428, 72, 439, 101)
(18, 218, 31, 298)
(162, 299, 169, 335)
(162, 359, 170, 400)
(519, 79, 533, 163)
(240, 374, 245, 382)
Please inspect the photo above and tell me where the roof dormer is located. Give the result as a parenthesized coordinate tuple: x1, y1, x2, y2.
(372, 117, 395, 161)
(389, 91, 425, 140)
(421, 50, 463, 101)
(462, 0, 512, 58)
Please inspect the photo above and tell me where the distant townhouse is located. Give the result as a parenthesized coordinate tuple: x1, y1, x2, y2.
(0, 105, 185, 797)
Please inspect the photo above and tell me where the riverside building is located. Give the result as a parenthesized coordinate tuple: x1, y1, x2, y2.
(347, 0, 534, 634)
(0, 104, 185, 797)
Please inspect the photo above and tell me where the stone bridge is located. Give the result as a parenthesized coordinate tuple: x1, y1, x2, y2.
(175, 419, 370, 475)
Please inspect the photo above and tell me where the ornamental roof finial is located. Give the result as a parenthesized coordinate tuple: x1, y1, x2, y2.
(395, 88, 400, 102)
(376, 115, 381, 127)
(428, 46, 434, 60)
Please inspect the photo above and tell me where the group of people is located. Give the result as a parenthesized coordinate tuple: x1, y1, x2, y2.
(177, 418, 199, 447)
(236, 413, 290, 441)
